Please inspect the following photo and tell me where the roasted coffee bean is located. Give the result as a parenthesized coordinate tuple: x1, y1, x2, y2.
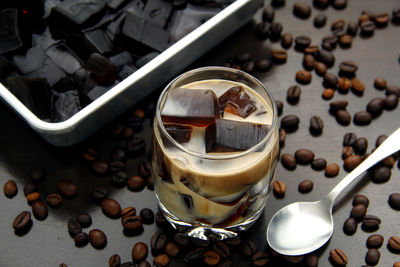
(293, 2, 311, 18)
(32, 200, 48, 220)
(111, 124, 125, 139)
(212, 241, 230, 258)
(151, 232, 168, 251)
(374, 11, 390, 25)
(296, 70, 312, 84)
(372, 166, 391, 183)
(384, 94, 399, 110)
(275, 100, 283, 116)
(255, 59, 272, 72)
(280, 115, 300, 131)
(388, 193, 400, 210)
(365, 248, 380, 266)
(146, 176, 154, 190)
(344, 155, 363, 171)
(394, 262, 400, 267)
(68, 219, 82, 237)
(3, 179, 18, 198)
(313, 0, 328, 8)
(127, 175, 145, 191)
(89, 229, 107, 249)
(322, 34, 339, 48)
(386, 85, 400, 96)
(350, 204, 367, 220)
(203, 251, 220, 265)
(281, 32, 293, 49)
(138, 161, 152, 178)
(235, 53, 251, 64)
(342, 146, 354, 159)
(318, 49, 335, 67)
(304, 253, 319, 267)
(323, 73, 338, 88)
(331, 19, 346, 31)
(154, 254, 170, 266)
(351, 78, 365, 94)
(287, 85, 301, 103)
(111, 171, 127, 187)
(252, 251, 269, 266)
(329, 248, 347, 266)
(335, 110, 351, 125)
(76, 213, 92, 228)
(367, 98, 385, 117)
(339, 34, 353, 47)
(91, 187, 108, 204)
(374, 78, 387, 90)
(164, 242, 179, 257)
(184, 248, 205, 264)
(279, 128, 286, 146)
(26, 192, 40, 203)
(322, 88, 335, 99)
(309, 116, 324, 133)
(109, 254, 121, 267)
(353, 194, 369, 207)
(31, 168, 45, 182)
(174, 232, 189, 247)
(362, 215, 381, 230)
(283, 255, 304, 264)
(381, 156, 395, 168)
(271, 0, 285, 7)
(269, 22, 283, 39)
(330, 100, 349, 112)
(343, 132, 357, 146)
(325, 163, 339, 177)
(123, 127, 134, 139)
(353, 111, 372, 125)
(340, 60, 358, 74)
(155, 211, 168, 228)
(242, 240, 257, 257)
(74, 232, 89, 247)
(281, 154, 296, 170)
(122, 215, 143, 231)
(109, 161, 125, 173)
(91, 160, 109, 174)
(121, 207, 137, 218)
(332, 0, 347, 9)
(120, 262, 135, 267)
(303, 54, 315, 70)
(314, 14, 327, 28)
(255, 21, 270, 40)
(262, 6, 275, 22)
(140, 208, 154, 224)
(393, 8, 400, 22)
(367, 234, 384, 248)
(241, 61, 255, 73)
(82, 148, 98, 162)
(112, 147, 126, 162)
(225, 236, 242, 247)
(360, 20, 376, 34)
(321, 41, 333, 51)
(388, 236, 400, 251)
(101, 198, 121, 218)
(58, 180, 78, 198)
(273, 180, 286, 197)
(311, 158, 327, 171)
(46, 193, 62, 207)
(315, 62, 327, 76)
(304, 45, 319, 54)
(298, 180, 313, 193)
(126, 138, 146, 156)
(132, 242, 148, 262)
(271, 49, 287, 63)
(295, 35, 311, 48)
(295, 149, 315, 165)
(23, 182, 37, 196)
(13, 211, 31, 231)
(343, 217, 357, 235)
(346, 21, 358, 36)
(59, 263, 67, 267)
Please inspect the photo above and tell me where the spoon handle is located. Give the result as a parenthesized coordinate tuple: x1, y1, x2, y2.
(325, 127, 400, 205)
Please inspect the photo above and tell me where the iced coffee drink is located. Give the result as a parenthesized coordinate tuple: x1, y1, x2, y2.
(152, 67, 279, 239)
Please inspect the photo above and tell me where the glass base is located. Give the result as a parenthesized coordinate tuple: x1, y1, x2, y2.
(158, 202, 265, 241)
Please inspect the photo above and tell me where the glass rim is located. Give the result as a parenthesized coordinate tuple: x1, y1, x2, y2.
(155, 66, 278, 160)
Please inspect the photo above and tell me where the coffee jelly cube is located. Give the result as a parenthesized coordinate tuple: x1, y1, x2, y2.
(12, 46, 46, 74)
(118, 65, 137, 80)
(0, 9, 23, 54)
(85, 83, 114, 102)
(135, 52, 160, 68)
(219, 86, 256, 118)
(28, 56, 66, 86)
(51, 78, 83, 122)
(85, 53, 117, 86)
(205, 119, 269, 152)
(109, 51, 134, 71)
(143, 0, 173, 28)
(107, 0, 130, 10)
(105, 13, 126, 42)
(141, 23, 169, 52)
(84, 29, 113, 55)
(161, 87, 220, 126)
(165, 124, 193, 143)
(46, 43, 82, 75)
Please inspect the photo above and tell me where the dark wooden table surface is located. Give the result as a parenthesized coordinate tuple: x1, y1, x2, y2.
(1, 1, 399, 266)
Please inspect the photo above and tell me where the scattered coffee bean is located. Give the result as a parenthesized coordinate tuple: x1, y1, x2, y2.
(309, 116, 324, 133)
(353, 111, 372, 125)
(371, 166, 391, 183)
(271, 49, 288, 63)
(13, 211, 32, 231)
(280, 115, 300, 132)
(32, 200, 48, 220)
(225, 236, 242, 247)
(311, 158, 327, 171)
(109, 254, 121, 267)
(122, 215, 143, 231)
(340, 60, 358, 74)
(76, 213, 92, 228)
(335, 109, 351, 125)
(255, 21, 270, 40)
(82, 148, 98, 162)
(388, 193, 400, 210)
(314, 14, 327, 28)
(91, 160, 109, 174)
(365, 248, 380, 266)
(295, 149, 315, 165)
(394, 262, 400, 267)
(343, 217, 357, 235)
(287, 85, 301, 103)
(322, 88, 335, 100)
(304, 253, 319, 267)
(342, 146, 354, 159)
(26, 192, 40, 203)
(126, 138, 146, 156)
(120, 262, 135, 267)
(381, 156, 395, 168)
(298, 180, 313, 193)
(362, 215, 381, 230)
(101, 198, 121, 218)
(91, 187, 108, 205)
(242, 240, 257, 258)
(329, 248, 348, 266)
(31, 168, 45, 182)
(270, 22, 283, 39)
(59, 263, 67, 267)
(347, 21, 358, 36)
(351, 78, 366, 94)
(386, 85, 400, 96)
(375, 135, 387, 147)
(367, 98, 385, 117)
(323, 73, 338, 88)
(304, 45, 319, 54)
(111, 147, 126, 162)
(155, 211, 168, 228)
(252, 251, 269, 266)
(262, 6, 275, 22)
(281, 154, 297, 170)
(360, 20, 376, 34)
(3, 179, 18, 198)
(366, 234, 384, 248)
(318, 49, 335, 67)
(281, 32, 293, 49)
(325, 163, 339, 177)
(350, 204, 367, 220)
(164, 242, 179, 257)
(330, 100, 349, 112)
(315, 62, 327, 76)
(295, 35, 311, 48)
(111, 171, 127, 187)
(23, 182, 37, 196)
(331, 19, 346, 31)
(151, 232, 168, 251)
(68, 219, 82, 237)
(58, 180, 78, 199)
(344, 155, 363, 172)
(109, 161, 125, 173)
(273, 180, 286, 197)
(212, 241, 230, 258)
(283, 255, 304, 264)
(89, 229, 107, 249)
(374, 78, 387, 90)
(338, 77, 351, 92)
(184, 248, 205, 264)
(384, 94, 399, 110)
(174, 233, 189, 247)
(353, 194, 369, 207)
(388, 236, 400, 251)
(275, 100, 283, 116)
(121, 207, 137, 218)
(279, 128, 286, 146)
(343, 132, 357, 146)
(74, 232, 89, 247)
(293, 2, 312, 18)
(241, 60, 255, 73)
(374, 11, 390, 26)
(296, 70, 312, 84)
(203, 250, 220, 265)
(46, 193, 62, 207)
(132, 242, 148, 262)
(127, 175, 145, 191)
(140, 208, 154, 224)
(339, 34, 353, 47)
(138, 161, 152, 178)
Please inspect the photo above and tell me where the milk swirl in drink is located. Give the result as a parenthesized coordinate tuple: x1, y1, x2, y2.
(152, 69, 279, 236)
